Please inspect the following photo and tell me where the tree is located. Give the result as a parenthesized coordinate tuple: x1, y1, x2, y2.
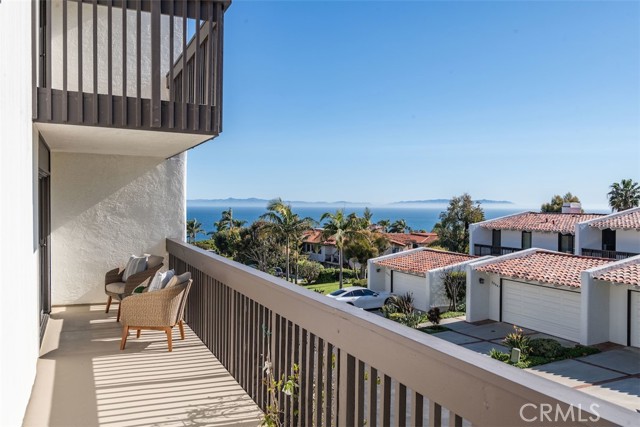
(608, 179, 640, 212)
(441, 270, 466, 311)
(236, 221, 283, 272)
(211, 228, 241, 259)
(435, 193, 485, 253)
(260, 198, 314, 281)
(362, 207, 374, 228)
(376, 219, 391, 232)
(388, 219, 411, 233)
(214, 208, 247, 231)
(344, 230, 389, 278)
(540, 192, 581, 213)
(320, 210, 365, 289)
(297, 259, 324, 283)
(186, 219, 204, 243)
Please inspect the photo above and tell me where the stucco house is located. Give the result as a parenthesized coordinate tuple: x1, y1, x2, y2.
(301, 229, 339, 264)
(466, 249, 640, 347)
(576, 207, 640, 260)
(469, 209, 604, 256)
(384, 232, 439, 254)
(368, 248, 483, 312)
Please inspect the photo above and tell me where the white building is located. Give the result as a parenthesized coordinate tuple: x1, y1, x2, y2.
(576, 207, 640, 259)
(368, 248, 483, 311)
(466, 249, 640, 347)
(0, 1, 227, 423)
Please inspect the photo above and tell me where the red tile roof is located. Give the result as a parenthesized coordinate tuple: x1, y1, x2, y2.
(587, 209, 640, 230)
(479, 212, 605, 234)
(375, 249, 476, 276)
(475, 251, 613, 288)
(385, 232, 438, 247)
(594, 261, 640, 286)
(302, 229, 335, 246)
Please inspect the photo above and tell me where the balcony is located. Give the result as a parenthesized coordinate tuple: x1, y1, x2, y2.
(33, 0, 227, 157)
(474, 244, 522, 256)
(582, 248, 639, 260)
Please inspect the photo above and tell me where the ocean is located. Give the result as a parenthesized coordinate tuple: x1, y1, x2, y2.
(186, 204, 526, 235)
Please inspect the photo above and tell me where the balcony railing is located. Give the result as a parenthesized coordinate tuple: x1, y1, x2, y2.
(582, 248, 639, 260)
(167, 238, 633, 426)
(474, 243, 522, 256)
(33, 0, 226, 135)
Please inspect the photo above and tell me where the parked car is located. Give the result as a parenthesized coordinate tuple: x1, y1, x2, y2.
(327, 287, 393, 310)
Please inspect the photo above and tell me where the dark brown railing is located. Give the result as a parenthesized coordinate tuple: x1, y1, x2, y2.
(474, 244, 522, 256)
(582, 248, 639, 260)
(33, 0, 227, 135)
(168, 238, 633, 427)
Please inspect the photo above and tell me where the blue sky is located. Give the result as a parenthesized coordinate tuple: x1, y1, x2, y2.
(186, 0, 640, 209)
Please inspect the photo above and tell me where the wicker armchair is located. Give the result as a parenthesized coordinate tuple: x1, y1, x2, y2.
(104, 255, 164, 321)
(119, 272, 193, 352)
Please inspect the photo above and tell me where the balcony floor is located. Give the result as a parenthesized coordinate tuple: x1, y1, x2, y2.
(24, 305, 262, 427)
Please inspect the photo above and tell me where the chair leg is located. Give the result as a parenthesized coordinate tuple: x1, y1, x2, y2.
(105, 296, 112, 313)
(178, 320, 185, 340)
(120, 326, 129, 350)
(165, 327, 173, 352)
(136, 329, 141, 339)
(116, 303, 121, 322)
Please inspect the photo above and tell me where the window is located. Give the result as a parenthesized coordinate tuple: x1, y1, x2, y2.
(329, 289, 347, 297)
(361, 289, 376, 296)
(522, 231, 532, 249)
(602, 229, 616, 251)
(558, 233, 574, 254)
(492, 229, 501, 247)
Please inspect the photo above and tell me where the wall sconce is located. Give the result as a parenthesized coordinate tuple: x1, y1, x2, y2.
(376, 268, 381, 273)
(479, 278, 485, 284)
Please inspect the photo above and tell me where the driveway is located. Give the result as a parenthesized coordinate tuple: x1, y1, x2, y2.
(433, 318, 640, 412)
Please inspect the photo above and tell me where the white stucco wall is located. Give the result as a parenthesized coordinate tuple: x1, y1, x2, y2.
(608, 284, 630, 345)
(367, 262, 386, 291)
(50, 152, 186, 304)
(580, 274, 610, 345)
(500, 230, 522, 248)
(0, 1, 40, 424)
(468, 224, 491, 254)
(50, 0, 184, 100)
(531, 232, 558, 251)
(617, 230, 640, 253)
(465, 268, 491, 322)
(576, 224, 601, 254)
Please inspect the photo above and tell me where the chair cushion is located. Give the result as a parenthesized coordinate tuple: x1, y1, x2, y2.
(147, 255, 164, 269)
(165, 272, 191, 289)
(105, 282, 126, 294)
(148, 269, 175, 292)
(122, 255, 147, 281)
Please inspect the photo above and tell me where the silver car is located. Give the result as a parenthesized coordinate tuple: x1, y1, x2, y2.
(327, 287, 393, 310)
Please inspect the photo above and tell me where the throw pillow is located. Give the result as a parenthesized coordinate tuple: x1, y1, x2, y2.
(122, 255, 148, 281)
(148, 269, 175, 292)
(133, 284, 147, 293)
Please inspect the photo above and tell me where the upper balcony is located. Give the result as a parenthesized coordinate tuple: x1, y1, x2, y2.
(581, 248, 639, 260)
(473, 243, 522, 257)
(33, 0, 228, 158)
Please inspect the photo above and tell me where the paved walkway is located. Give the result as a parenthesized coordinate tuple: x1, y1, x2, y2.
(433, 318, 640, 412)
(24, 305, 263, 427)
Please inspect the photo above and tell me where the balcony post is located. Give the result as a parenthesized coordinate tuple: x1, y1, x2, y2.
(150, 0, 161, 127)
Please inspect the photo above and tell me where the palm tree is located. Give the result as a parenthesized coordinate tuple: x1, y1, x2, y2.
(215, 208, 247, 231)
(260, 198, 314, 281)
(320, 210, 365, 289)
(376, 219, 391, 232)
(186, 219, 204, 243)
(608, 179, 640, 212)
(388, 219, 411, 234)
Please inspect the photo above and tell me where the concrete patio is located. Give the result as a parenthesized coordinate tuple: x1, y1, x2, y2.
(23, 305, 263, 427)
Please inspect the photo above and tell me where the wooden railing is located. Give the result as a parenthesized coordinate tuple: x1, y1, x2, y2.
(167, 238, 633, 426)
(474, 243, 522, 256)
(33, 0, 226, 135)
(582, 248, 639, 260)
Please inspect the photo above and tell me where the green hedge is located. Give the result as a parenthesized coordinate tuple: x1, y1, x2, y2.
(316, 268, 358, 284)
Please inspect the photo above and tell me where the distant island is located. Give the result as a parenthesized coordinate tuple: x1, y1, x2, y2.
(188, 197, 514, 207)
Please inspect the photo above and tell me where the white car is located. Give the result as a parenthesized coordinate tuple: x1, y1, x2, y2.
(327, 287, 393, 310)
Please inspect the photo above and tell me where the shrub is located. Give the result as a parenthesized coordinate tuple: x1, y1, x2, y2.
(427, 307, 441, 325)
(316, 268, 357, 284)
(388, 312, 423, 328)
(529, 338, 563, 359)
(489, 349, 510, 362)
(350, 279, 367, 287)
(442, 271, 466, 311)
(297, 260, 324, 283)
(193, 239, 216, 251)
(502, 325, 531, 356)
(382, 293, 415, 317)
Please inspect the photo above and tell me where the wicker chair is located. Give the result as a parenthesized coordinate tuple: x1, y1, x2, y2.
(104, 255, 164, 321)
(119, 272, 193, 352)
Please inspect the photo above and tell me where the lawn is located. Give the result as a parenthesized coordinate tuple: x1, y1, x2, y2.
(304, 281, 340, 295)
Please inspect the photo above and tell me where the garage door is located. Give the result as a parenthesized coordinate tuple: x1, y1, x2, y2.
(393, 272, 428, 312)
(630, 291, 640, 348)
(502, 280, 581, 342)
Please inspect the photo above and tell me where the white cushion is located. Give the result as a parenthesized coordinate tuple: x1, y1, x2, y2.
(148, 269, 175, 292)
(122, 255, 148, 281)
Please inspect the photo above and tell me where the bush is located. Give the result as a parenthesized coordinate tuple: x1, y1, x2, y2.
(529, 338, 563, 359)
(388, 312, 423, 328)
(382, 293, 415, 317)
(442, 271, 466, 311)
(297, 260, 324, 283)
(427, 307, 441, 325)
(350, 279, 367, 287)
(502, 325, 531, 356)
(316, 268, 358, 284)
(193, 239, 216, 251)
(489, 349, 510, 362)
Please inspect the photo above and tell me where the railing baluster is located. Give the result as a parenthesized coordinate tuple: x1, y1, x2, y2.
(368, 366, 378, 427)
(121, 0, 127, 126)
(324, 343, 333, 427)
(356, 360, 365, 427)
(194, 0, 201, 131)
(92, 0, 98, 124)
(206, 1, 214, 132)
(45, 0, 52, 120)
(304, 332, 314, 427)
(77, 0, 83, 122)
(135, 0, 141, 127)
(395, 382, 407, 427)
(429, 401, 442, 427)
(150, 0, 161, 127)
(216, 1, 224, 132)
(382, 374, 391, 426)
(412, 391, 424, 427)
(107, 0, 113, 125)
(62, 0, 68, 122)
(314, 337, 324, 427)
(337, 351, 355, 427)
(181, 5, 187, 129)
(449, 412, 463, 427)
(169, 0, 175, 128)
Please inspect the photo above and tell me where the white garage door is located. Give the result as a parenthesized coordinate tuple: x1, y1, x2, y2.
(630, 291, 640, 348)
(393, 271, 428, 312)
(502, 280, 581, 342)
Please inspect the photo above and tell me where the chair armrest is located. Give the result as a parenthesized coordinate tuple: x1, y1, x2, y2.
(120, 283, 187, 327)
(122, 263, 164, 295)
(105, 267, 124, 286)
